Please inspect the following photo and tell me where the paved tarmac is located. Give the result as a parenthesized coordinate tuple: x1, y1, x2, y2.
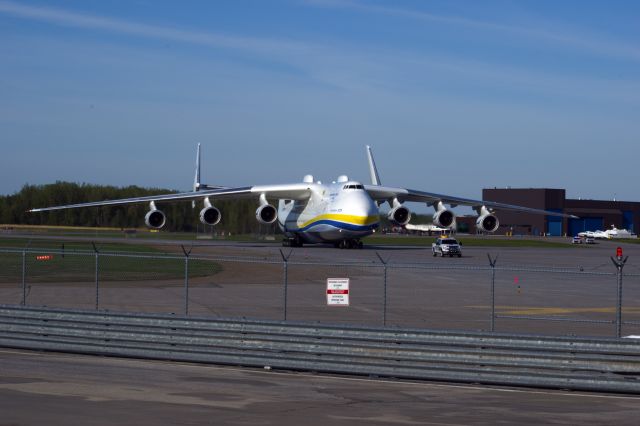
(1, 348, 639, 426)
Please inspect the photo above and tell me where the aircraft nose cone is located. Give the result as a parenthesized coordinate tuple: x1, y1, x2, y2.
(366, 201, 379, 218)
(353, 194, 379, 223)
(342, 190, 380, 229)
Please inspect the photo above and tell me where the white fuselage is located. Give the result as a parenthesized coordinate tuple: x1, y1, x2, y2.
(277, 180, 380, 243)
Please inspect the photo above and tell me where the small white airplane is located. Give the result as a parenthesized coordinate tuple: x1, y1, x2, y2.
(30, 145, 575, 248)
(579, 230, 606, 239)
(404, 223, 450, 234)
(580, 227, 638, 240)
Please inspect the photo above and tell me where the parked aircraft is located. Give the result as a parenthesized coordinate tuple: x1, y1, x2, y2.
(579, 227, 638, 239)
(606, 227, 638, 239)
(578, 230, 609, 239)
(29, 145, 575, 248)
(404, 223, 450, 234)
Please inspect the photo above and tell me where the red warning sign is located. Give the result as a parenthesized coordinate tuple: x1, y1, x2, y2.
(326, 278, 350, 306)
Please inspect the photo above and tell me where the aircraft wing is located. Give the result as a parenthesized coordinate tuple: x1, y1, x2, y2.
(364, 185, 578, 218)
(29, 183, 313, 212)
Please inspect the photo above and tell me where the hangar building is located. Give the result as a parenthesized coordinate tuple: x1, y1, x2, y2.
(459, 188, 640, 236)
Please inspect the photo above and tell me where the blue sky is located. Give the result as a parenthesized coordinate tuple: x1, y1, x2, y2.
(1, 0, 638, 206)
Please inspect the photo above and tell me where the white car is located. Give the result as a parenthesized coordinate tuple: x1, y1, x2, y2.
(432, 237, 462, 258)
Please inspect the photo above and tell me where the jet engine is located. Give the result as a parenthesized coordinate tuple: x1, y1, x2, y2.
(199, 206, 221, 226)
(144, 208, 166, 229)
(388, 205, 411, 226)
(256, 193, 278, 224)
(433, 209, 456, 228)
(476, 206, 499, 232)
(256, 204, 278, 224)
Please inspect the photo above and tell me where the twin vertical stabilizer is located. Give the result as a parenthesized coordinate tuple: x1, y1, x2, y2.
(366, 145, 381, 186)
(192, 143, 202, 208)
(194, 143, 201, 192)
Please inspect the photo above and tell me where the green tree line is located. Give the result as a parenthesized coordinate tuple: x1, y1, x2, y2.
(0, 182, 274, 234)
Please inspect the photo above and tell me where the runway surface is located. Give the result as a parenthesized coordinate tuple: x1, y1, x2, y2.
(1, 348, 639, 425)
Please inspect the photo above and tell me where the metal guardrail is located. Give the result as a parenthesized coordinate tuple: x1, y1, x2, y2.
(0, 305, 639, 394)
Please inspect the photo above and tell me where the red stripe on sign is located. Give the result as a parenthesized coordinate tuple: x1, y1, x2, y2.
(327, 290, 349, 294)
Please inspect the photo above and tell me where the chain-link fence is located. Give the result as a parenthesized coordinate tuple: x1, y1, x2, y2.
(1, 246, 638, 338)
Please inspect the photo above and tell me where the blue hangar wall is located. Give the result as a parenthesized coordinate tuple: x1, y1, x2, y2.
(481, 188, 640, 236)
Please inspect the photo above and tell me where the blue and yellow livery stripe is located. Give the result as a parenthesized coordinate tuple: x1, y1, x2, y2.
(296, 214, 379, 232)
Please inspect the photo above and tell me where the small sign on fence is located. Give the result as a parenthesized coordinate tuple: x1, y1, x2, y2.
(36, 255, 53, 261)
(326, 278, 349, 306)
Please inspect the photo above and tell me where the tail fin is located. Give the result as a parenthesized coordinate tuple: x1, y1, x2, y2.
(192, 143, 201, 208)
(194, 143, 201, 192)
(190, 145, 228, 195)
(366, 145, 381, 186)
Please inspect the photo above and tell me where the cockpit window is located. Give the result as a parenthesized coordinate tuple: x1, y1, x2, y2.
(343, 184, 364, 190)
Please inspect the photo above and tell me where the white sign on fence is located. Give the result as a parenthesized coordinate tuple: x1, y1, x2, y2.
(326, 278, 350, 306)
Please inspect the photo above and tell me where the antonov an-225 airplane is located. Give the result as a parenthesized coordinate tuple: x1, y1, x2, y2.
(30, 145, 574, 249)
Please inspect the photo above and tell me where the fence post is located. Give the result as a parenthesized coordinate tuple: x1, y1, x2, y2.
(611, 252, 628, 338)
(92, 243, 99, 310)
(376, 252, 388, 326)
(279, 249, 292, 321)
(487, 253, 498, 332)
(181, 245, 193, 316)
(21, 250, 26, 306)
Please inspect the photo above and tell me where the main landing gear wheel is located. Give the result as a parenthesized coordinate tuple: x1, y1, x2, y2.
(335, 239, 363, 249)
(282, 237, 303, 247)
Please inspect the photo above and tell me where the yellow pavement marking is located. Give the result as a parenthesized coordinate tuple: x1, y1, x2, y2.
(466, 305, 640, 315)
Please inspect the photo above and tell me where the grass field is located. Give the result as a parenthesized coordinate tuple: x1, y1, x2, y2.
(1, 225, 275, 242)
(0, 237, 167, 253)
(0, 236, 220, 284)
(0, 253, 219, 284)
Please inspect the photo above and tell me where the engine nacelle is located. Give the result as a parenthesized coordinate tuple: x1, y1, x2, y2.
(476, 213, 499, 232)
(199, 206, 221, 226)
(388, 205, 411, 226)
(433, 209, 456, 228)
(256, 204, 278, 224)
(144, 209, 166, 229)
